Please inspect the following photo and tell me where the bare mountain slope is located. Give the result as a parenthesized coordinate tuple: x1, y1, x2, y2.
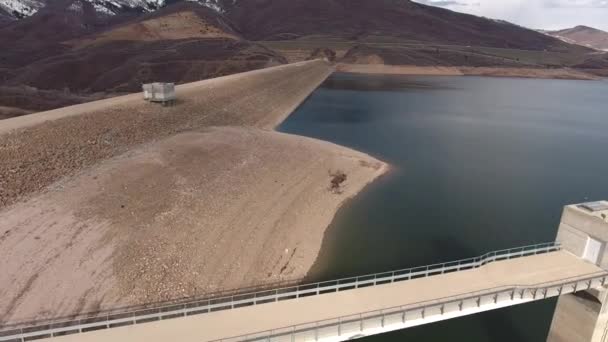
(0, 2, 285, 108)
(226, 0, 583, 52)
(0, 0, 599, 116)
(544, 26, 608, 51)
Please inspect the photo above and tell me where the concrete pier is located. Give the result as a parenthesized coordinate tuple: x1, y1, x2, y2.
(549, 201, 608, 342)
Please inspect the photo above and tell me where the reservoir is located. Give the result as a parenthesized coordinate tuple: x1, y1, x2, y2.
(278, 73, 608, 341)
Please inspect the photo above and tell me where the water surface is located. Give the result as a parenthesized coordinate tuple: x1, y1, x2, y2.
(278, 73, 608, 342)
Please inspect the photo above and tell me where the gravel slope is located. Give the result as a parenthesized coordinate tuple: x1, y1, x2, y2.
(0, 60, 331, 208)
(0, 60, 388, 324)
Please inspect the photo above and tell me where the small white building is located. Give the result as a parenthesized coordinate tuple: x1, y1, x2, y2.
(142, 83, 176, 105)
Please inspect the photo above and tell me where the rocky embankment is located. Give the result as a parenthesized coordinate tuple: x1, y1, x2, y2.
(0, 60, 388, 323)
(0, 60, 330, 208)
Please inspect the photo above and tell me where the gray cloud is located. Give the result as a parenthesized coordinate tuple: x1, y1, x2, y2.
(544, 0, 608, 7)
(412, 0, 608, 31)
(415, 0, 472, 6)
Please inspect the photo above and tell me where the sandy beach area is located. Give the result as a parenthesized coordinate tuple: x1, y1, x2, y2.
(337, 63, 600, 80)
(0, 59, 388, 324)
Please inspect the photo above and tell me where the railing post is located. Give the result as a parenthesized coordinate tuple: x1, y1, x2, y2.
(558, 285, 563, 295)
(402, 310, 406, 323)
(381, 312, 385, 327)
(314, 323, 318, 341)
(440, 304, 445, 315)
(291, 327, 295, 342)
(543, 288, 547, 299)
(338, 318, 342, 336)
(587, 280, 593, 290)
(459, 301, 463, 311)
(421, 307, 425, 319)
(573, 282, 578, 292)
(360, 314, 364, 332)
(510, 290, 515, 300)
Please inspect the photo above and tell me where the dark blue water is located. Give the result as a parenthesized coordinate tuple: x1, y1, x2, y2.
(278, 73, 608, 342)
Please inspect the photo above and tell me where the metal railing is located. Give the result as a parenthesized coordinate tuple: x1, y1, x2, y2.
(214, 271, 608, 342)
(0, 242, 560, 342)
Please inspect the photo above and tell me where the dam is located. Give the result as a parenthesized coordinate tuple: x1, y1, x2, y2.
(1, 64, 608, 342)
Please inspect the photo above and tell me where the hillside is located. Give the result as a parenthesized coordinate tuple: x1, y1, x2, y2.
(0, 0, 601, 116)
(0, 2, 286, 111)
(544, 26, 608, 51)
(227, 0, 578, 52)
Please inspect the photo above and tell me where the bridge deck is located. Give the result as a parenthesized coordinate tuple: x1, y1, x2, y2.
(50, 251, 603, 342)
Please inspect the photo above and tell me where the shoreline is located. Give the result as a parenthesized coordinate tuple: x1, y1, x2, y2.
(336, 63, 602, 81)
(0, 60, 389, 324)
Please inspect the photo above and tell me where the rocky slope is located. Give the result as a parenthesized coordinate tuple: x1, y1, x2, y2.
(543, 26, 608, 51)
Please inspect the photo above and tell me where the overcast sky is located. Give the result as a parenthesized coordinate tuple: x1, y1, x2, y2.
(413, 0, 608, 31)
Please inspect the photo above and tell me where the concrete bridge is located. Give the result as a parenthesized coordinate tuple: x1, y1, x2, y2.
(1, 201, 608, 342)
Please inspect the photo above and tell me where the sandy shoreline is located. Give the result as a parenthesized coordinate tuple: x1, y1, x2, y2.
(336, 63, 601, 80)
(0, 60, 388, 324)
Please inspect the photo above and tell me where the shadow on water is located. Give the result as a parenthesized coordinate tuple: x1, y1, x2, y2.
(322, 75, 449, 92)
(278, 73, 608, 342)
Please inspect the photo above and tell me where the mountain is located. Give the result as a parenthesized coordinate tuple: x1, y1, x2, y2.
(0, 0, 226, 19)
(0, 1, 285, 112)
(228, 0, 575, 51)
(0, 0, 43, 18)
(543, 26, 608, 51)
(1, 0, 586, 52)
(0, 6, 15, 25)
(0, 0, 600, 117)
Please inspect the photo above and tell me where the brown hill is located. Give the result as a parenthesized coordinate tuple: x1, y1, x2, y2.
(227, 0, 581, 52)
(0, 0, 136, 70)
(71, 3, 242, 47)
(8, 38, 286, 94)
(545, 26, 608, 51)
(0, 2, 285, 110)
(74, 11, 238, 46)
(0, 0, 599, 116)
